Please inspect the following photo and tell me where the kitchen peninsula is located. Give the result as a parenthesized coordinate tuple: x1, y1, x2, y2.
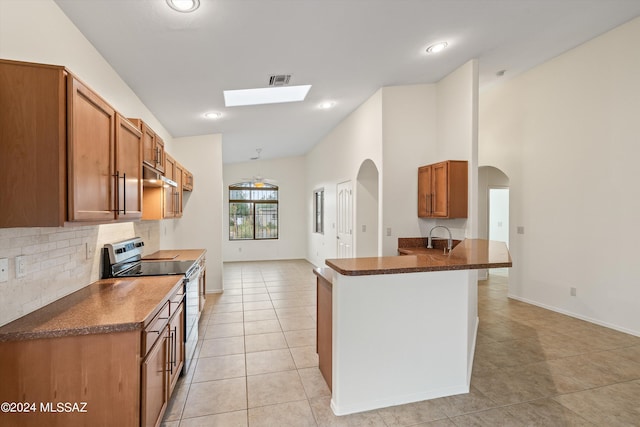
(316, 239, 511, 416)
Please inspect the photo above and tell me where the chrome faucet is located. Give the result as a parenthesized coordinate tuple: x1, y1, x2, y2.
(427, 225, 453, 252)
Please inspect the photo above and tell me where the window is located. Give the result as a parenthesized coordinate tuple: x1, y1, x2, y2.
(229, 182, 278, 240)
(314, 188, 324, 234)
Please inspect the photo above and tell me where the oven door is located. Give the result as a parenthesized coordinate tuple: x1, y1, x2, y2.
(183, 265, 201, 374)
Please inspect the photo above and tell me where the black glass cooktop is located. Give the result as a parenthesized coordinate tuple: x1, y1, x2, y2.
(117, 260, 195, 277)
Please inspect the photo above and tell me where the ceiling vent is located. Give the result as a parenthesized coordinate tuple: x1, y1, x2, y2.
(268, 74, 291, 86)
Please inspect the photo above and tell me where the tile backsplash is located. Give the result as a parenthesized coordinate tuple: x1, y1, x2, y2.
(0, 221, 160, 326)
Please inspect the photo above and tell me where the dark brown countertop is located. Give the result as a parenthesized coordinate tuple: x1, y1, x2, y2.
(0, 275, 184, 342)
(326, 239, 512, 276)
(143, 249, 206, 262)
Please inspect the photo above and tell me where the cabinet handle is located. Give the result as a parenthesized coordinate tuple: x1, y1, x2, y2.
(112, 171, 120, 214)
(168, 329, 175, 374)
(112, 171, 128, 215)
(171, 326, 177, 366)
(122, 172, 127, 215)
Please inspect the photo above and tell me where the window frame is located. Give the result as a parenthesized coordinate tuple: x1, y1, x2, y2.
(229, 182, 279, 241)
(313, 188, 324, 234)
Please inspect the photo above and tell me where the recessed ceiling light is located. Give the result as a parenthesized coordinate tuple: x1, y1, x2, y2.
(166, 0, 200, 13)
(204, 112, 222, 119)
(318, 101, 335, 110)
(224, 85, 312, 107)
(426, 42, 448, 54)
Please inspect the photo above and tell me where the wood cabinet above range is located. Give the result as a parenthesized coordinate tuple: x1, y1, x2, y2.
(0, 59, 197, 228)
(0, 59, 143, 227)
(128, 118, 165, 174)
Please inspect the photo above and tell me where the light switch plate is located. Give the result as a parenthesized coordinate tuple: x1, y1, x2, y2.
(0, 258, 8, 282)
(15, 256, 26, 278)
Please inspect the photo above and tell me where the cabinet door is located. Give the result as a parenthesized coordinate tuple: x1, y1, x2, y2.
(155, 136, 165, 173)
(67, 76, 116, 222)
(417, 166, 432, 218)
(317, 275, 332, 390)
(175, 163, 184, 218)
(431, 162, 449, 217)
(164, 155, 176, 218)
(168, 304, 184, 393)
(141, 123, 156, 168)
(115, 114, 143, 220)
(141, 329, 169, 427)
(0, 60, 67, 227)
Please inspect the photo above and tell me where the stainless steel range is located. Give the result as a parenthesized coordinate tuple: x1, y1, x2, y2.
(101, 237, 200, 374)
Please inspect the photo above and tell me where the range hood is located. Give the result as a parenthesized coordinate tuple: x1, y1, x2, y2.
(143, 165, 176, 188)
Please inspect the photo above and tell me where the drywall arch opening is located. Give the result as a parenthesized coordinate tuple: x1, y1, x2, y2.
(478, 165, 510, 279)
(355, 159, 379, 257)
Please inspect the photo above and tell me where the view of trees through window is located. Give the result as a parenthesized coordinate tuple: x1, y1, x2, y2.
(229, 182, 278, 240)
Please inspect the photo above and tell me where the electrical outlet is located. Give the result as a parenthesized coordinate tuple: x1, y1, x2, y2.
(517, 226, 525, 234)
(570, 287, 577, 296)
(362, 225, 366, 232)
(86, 242, 94, 260)
(15, 256, 26, 278)
(386, 227, 392, 236)
(0, 258, 8, 283)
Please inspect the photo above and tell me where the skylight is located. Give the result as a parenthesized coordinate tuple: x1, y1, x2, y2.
(224, 85, 312, 107)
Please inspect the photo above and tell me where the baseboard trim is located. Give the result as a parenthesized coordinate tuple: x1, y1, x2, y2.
(507, 294, 640, 337)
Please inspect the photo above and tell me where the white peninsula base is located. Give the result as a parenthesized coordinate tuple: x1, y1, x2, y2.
(330, 269, 478, 416)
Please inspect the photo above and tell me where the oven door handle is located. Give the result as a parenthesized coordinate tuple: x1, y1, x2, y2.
(185, 264, 202, 282)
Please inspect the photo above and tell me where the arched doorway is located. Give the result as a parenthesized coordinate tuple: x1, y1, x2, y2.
(355, 159, 379, 257)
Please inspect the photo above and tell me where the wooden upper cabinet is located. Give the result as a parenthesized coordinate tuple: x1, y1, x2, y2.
(175, 162, 184, 218)
(0, 60, 67, 227)
(164, 154, 177, 218)
(115, 114, 143, 220)
(67, 75, 117, 222)
(418, 160, 468, 218)
(0, 59, 146, 227)
(155, 135, 166, 173)
(140, 122, 156, 168)
(129, 119, 165, 173)
(183, 170, 194, 192)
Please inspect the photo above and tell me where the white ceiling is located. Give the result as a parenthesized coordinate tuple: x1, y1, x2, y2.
(54, 0, 640, 164)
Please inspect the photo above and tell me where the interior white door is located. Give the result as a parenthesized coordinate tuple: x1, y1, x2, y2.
(337, 180, 353, 258)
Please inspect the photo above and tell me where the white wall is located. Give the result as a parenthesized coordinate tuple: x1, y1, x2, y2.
(479, 16, 640, 335)
(381, 84, 438, 255)
(431, 59, 479, 240)
(223, 156, 307, 262)
(306, 91, 384, 267)
(161, 134, 224, 292)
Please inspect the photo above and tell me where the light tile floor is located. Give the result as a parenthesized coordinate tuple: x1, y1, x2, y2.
(162, 260, 640, 426)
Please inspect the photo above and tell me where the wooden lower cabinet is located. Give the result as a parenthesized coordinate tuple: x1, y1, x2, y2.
(0, 298, 185, 427)
(315, 268, 333, 390)
(0, 331, 141, 427)
(168, 303, 185, 394)
(141, 328, 169, 427)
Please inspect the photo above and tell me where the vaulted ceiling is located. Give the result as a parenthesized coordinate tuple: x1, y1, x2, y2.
(54, 0, 640, 163)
